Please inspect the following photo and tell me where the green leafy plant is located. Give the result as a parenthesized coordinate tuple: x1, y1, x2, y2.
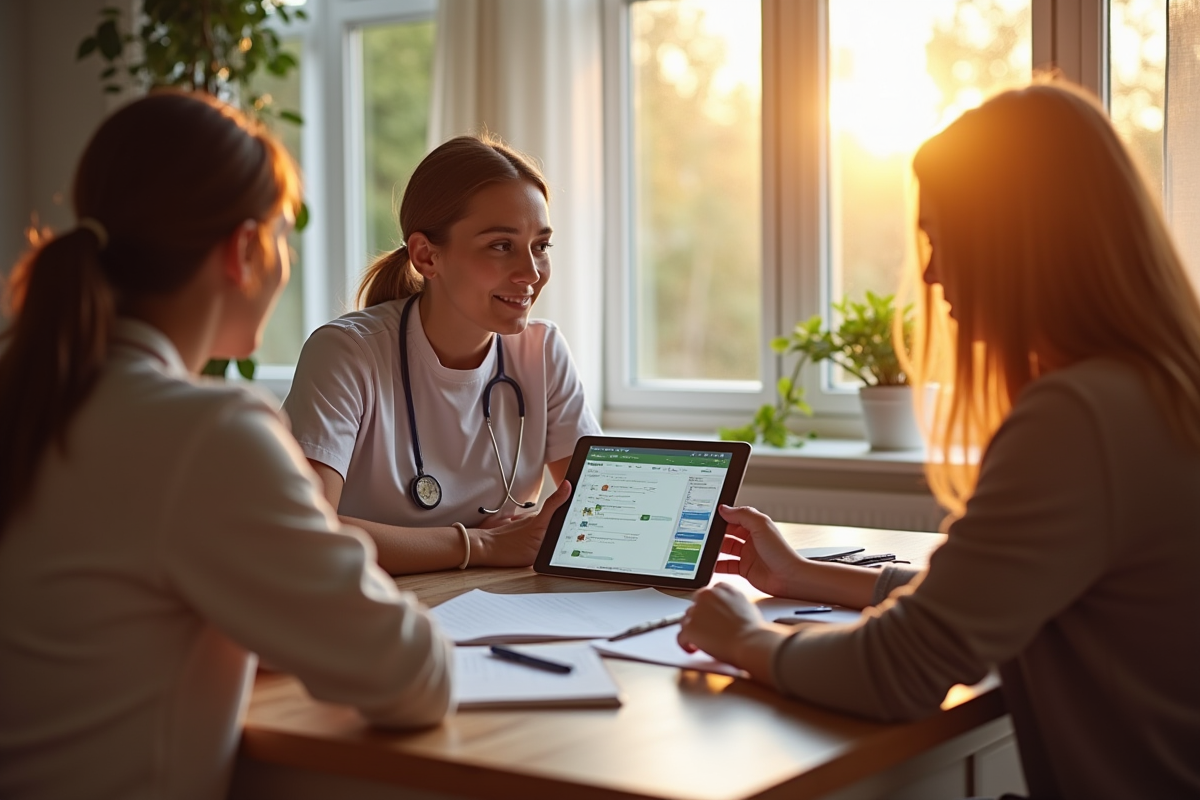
(78, 1, 308, 378)
(719, 292, 913, 446)
(77, 0, 305, 122)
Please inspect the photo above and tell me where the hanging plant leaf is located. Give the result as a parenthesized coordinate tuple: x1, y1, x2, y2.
(201, 359, 230, 377)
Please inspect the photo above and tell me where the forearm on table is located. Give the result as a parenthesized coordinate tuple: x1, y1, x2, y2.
(340, 516, 474, 575)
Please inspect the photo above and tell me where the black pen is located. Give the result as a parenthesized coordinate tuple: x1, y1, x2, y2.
(792, 606, 834, 614)
(489, 645, 574, 674)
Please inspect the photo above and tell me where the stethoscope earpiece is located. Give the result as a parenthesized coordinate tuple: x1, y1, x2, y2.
(399, 294, 530, 515)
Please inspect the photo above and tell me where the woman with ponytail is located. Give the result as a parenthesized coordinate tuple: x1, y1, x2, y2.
(673, 82, 1200, 799)
(0, 92, 452, 800)
(283, 135, 600, 575)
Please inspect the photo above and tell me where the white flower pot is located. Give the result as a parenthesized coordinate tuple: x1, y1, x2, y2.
(858, 385, 924, 451)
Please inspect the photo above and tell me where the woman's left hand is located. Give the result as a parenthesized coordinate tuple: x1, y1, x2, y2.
(471, 480, 571, 567)
(677, 583, 789, 682)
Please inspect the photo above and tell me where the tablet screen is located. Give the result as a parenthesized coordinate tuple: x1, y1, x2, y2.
(546, 444, 734, 580)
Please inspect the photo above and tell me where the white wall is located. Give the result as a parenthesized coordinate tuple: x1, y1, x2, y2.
(0, 0, 110, 312)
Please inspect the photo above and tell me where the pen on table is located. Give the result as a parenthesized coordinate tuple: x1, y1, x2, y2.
(771, 606, 835, 625)
(607, 611, 687, 641)
(791, 606, 834, 615)
(489, 645, 574, 674)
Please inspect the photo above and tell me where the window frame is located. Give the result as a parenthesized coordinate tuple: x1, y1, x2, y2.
(600, 0, 1106, 433)
(256, 0, 437, 384)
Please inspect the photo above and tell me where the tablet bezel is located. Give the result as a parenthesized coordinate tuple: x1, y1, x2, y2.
(533, 436, 752, 590)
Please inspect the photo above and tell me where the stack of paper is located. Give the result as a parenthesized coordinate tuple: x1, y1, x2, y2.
(430, 587, 692, 644)
(453, 643, 622, 710)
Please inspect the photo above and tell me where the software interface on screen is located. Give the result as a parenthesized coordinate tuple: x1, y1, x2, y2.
(549, 446, 733, 579)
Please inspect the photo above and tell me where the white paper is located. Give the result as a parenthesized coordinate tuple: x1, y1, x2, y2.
(592, 597, 861, 676)
(753, 597, 863, 627)
(453, 643, 621, 708)
(592, 625, 745, 677)
(430, 587, 692, 644)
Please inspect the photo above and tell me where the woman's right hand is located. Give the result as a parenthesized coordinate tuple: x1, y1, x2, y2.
(470, 480, 572, 568)
(715, 504, 811, 598)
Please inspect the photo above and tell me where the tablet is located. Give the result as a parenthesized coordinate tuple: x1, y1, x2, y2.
(533, 436, 752, 590)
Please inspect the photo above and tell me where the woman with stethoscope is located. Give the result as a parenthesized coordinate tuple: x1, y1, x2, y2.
(284, 134, 601, 574)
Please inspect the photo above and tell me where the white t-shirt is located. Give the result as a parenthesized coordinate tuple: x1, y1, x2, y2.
(283, 298, 602, 528)
(0, 320, 453, 800)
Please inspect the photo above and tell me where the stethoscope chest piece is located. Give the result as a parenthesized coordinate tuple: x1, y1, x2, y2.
(410, 473, 442, 510)
(398, 292, 531, 514)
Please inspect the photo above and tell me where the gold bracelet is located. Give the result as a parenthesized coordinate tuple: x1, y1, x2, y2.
(453, 522, 470, 570)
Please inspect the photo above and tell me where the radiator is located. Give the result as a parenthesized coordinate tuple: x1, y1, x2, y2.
(734, 484, 945, 533)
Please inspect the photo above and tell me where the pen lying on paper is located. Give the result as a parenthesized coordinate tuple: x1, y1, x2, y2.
(607, 612, 687, 641)
(489, 645, 574, 674)
(772, 606, 834, 624)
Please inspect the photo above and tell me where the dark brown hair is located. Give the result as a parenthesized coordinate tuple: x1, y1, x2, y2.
(356, 133, 548, 308)
(0, 90, 301, 533)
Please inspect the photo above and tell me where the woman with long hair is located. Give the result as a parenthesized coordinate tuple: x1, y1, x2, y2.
(283, 134, 601, 575)
(0, 92, 452, 800)
(676, 81, 1200, 798)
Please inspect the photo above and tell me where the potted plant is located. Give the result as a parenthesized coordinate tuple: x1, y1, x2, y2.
(77, 0, 307, 379)
(720, 292, 921, 450)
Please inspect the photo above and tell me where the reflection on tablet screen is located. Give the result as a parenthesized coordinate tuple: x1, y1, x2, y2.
(547, 445, 732, 580)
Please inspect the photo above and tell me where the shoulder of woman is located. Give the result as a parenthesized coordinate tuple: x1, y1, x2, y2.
(1017, 358, 1146, 417)
(321, 299, 406, 342)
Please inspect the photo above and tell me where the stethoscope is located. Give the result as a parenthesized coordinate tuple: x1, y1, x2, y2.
(398, 293, 536, 515)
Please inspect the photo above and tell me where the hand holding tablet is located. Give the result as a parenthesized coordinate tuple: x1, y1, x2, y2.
(534, 436, 751, 590)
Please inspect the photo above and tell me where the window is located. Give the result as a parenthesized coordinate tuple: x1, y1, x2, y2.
(251, 38, 306, 368)
(253, 0, 436, 385)
(628, 1, 762, 387)
(1108, 0, 1166, 192)
(827, 0, 1031, 387)
(360, 19, 436, 261)
(605, 0, 1195, 431)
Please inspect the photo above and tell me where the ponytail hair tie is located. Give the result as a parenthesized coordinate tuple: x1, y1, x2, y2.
(77, 217, 109, 250)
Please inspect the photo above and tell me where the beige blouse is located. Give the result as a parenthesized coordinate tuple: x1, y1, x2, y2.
(0, 320, 453, 800)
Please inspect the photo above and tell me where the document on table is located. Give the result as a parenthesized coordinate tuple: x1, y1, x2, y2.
(593, 599, 861, 676)
(430, 587, 692, 645)
(592, 625, 745, 677)
(453, 643, 622, 709)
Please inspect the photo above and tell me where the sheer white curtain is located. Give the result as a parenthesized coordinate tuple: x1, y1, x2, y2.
(428, 0, 605, 415)
(1167, 0, 1200, 280)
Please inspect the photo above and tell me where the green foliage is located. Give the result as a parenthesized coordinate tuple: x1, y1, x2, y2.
(78, 2, 309, 377)
(718, 334, 815, 448)
(361, 21, 436, 258)
(199, 358, 256, 380)
(789, 292, 913, 388)
(76, 0, 305, 124)
(200, 358, 229, 377)
(719, 292, 912, 447)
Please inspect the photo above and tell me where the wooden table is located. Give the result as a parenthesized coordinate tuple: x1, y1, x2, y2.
(235, 524, 1015, 800)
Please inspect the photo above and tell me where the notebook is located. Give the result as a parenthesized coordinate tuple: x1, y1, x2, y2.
(453, 643, 622, 710)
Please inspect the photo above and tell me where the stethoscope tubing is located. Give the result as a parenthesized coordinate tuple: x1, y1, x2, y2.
(398, 293, 533, 514)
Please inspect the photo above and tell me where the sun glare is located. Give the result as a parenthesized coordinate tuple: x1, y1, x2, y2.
(830, 1, 953, 157)
(830, 0, 1031, 158)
